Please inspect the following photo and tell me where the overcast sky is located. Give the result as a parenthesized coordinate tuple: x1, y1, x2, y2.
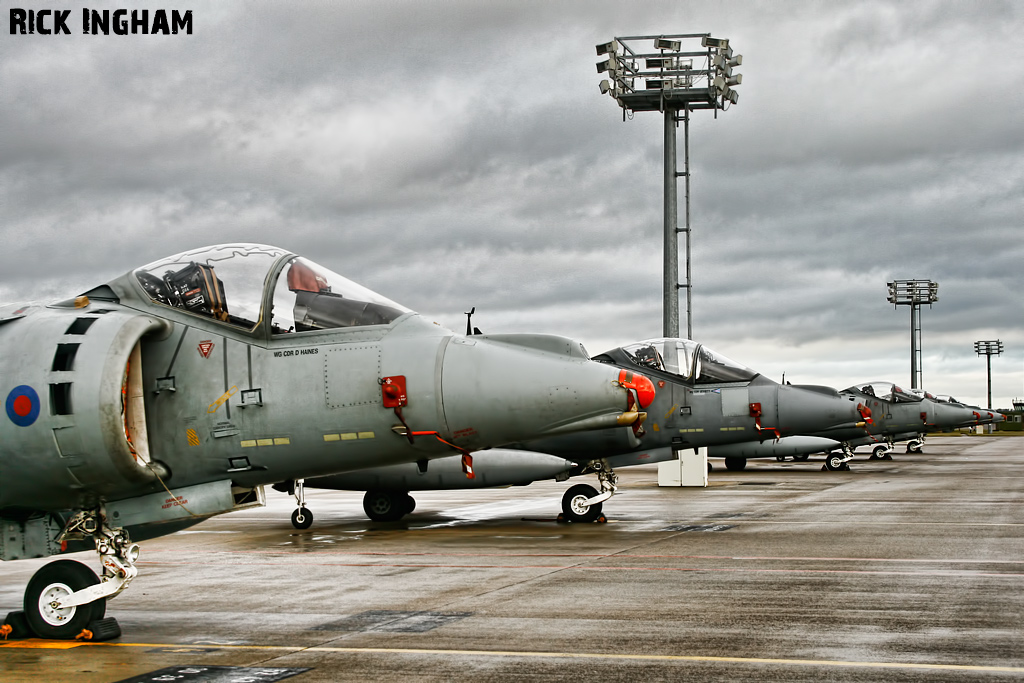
(2, 0, 1021, 408)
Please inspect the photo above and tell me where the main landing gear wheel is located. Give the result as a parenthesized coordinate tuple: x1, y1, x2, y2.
(824, 453, 847, 472)
(363, 490, 410, 522)
(724, 457, 747, 471)
(561, 484, 603, 523)
(907, 440, 923, 453)
(291, 507, 313, 530)
(402, 493, 416, 515)
(24, 560, 105, 639)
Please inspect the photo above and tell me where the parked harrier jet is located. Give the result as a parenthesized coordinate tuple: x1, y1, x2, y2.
(287, 338, 869, 523)
(848, 384, 1004, 459)
(0, 243, 648, 639)
(715, 382, 1005, 469)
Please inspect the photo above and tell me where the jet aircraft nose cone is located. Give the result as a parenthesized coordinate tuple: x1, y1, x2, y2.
(439, 334, 650, 450)
(616, 369, 656, 409)
(777, 384, 865, 435)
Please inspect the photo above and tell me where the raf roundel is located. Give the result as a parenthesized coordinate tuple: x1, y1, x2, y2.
(6, 385, 41, 427)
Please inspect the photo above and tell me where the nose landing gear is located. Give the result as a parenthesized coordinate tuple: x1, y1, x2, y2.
(17, 509, 133, 640)
(558, 461, 616, 523)
(289, 479, 313, 529)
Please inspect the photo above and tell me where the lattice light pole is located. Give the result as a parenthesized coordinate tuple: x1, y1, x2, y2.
(596, 34, 742, 339)
(886, 279, 938, 390)
(974, 340, 1003, 410)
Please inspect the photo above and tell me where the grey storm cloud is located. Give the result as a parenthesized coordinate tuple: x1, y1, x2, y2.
(1, 0, 1021, 406)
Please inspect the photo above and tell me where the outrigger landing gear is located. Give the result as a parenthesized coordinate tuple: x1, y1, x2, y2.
(289, 479, 313, 529)
(559, 461, 616, 523)
(906, 436, 924, 453)
(21, 509, 134, 639)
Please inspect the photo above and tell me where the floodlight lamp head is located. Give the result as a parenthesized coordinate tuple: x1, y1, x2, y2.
(654, 38, 681, 51)
(599, 79, 612, 94)
(729, 54, 743, 67)
(596, 40, 618, 56)
(726, 74, 742, 87)
(725, 88, 739, 104)
(596, 57, 619, 74)
(702, 36, 729, 49)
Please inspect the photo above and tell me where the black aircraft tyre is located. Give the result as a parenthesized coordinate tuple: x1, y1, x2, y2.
(363, 490, 406, 522)
(824, 452, 845, 471)
(562, 484, 602, 523)
(724, 457, 747, 471)
(24, 560, 105, 639)
(907, 441, 923, 453)
(291, 507, 313, 529)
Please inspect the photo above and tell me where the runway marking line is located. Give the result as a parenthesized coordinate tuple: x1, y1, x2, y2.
(2, 640, 1022, 674)
(140, 549, 1024, 564)
(133, 559, 1024, 578)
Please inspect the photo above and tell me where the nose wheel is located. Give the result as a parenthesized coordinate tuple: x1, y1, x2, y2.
(823, 448, 853, 471)
(24, 560, 106, 639)
(868, 440, 892, 462)
(559, 463, 616, 523)
(18, 509, 132, 640)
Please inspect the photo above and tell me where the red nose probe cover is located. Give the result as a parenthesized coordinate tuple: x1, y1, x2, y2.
(617, 370, 656, 409)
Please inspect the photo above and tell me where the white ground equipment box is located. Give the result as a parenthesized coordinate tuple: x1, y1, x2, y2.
(658, 447, 708, 487)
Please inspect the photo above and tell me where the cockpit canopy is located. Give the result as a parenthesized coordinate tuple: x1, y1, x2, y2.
(132, 244, 410, 333)
(607, 338, 758, 385)
(847, 381, 922, 403)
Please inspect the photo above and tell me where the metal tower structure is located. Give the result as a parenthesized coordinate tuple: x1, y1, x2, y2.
(886, 279, 938, 390)
(596, 34, 742, 339)
(974, 340, 1003, 410)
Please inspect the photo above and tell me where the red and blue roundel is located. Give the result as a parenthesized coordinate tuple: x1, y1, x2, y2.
(6, 385, 40, 427)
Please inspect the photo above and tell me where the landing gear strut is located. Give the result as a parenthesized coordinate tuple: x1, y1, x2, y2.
(559, 462, 616, 523)
(21, 509, 134, 639)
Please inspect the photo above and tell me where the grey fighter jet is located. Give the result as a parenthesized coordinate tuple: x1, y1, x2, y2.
(294, 337, 869, 522)
(840, 384, 1003, 459)
(0, 243, 647, 639)
(716, 382, 1005, 469)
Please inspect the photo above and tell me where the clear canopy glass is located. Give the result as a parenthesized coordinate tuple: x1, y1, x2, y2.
(847, 381, 922, 403)
(269, 257, 408, 334)
(133, 244, 409, 332)
(617, 338, 757, 384)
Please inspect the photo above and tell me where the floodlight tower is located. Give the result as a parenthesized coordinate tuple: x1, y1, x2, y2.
(973, 340, 1003, 410)
(886, 279, 939, 390)
(596, 34, 742, 339)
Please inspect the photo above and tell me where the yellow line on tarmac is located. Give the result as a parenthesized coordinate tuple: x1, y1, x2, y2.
(4, 640, 1022, 674)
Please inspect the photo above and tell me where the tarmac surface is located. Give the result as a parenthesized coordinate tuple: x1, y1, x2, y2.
(1, 435, 1022, 682)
